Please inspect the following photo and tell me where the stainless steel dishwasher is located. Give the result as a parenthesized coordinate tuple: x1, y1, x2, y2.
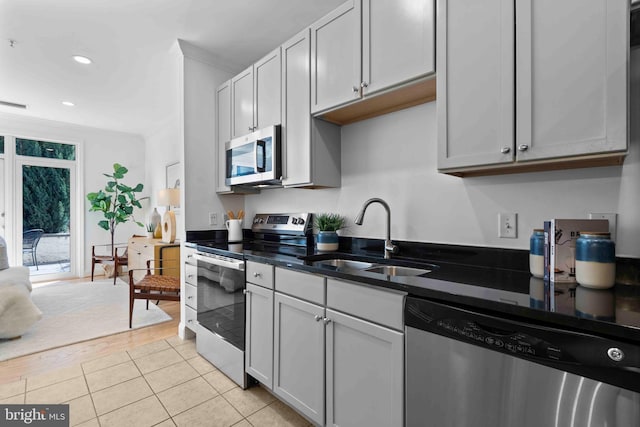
(405, 296, 640, 426)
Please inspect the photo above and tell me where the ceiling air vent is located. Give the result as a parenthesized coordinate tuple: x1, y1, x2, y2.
(0, 100, 27, 109)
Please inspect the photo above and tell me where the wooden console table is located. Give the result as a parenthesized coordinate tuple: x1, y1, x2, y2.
(128, 237, 180, 282)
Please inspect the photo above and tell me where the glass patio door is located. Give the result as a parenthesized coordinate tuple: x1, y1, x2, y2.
(15, 138, 78, 280)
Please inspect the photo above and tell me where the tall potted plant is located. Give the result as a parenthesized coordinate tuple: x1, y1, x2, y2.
(87, 163, 145, 256)
(314, 213, 346, 252)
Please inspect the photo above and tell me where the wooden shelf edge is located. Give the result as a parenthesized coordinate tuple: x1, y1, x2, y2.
(318, 77, 437, 126)
(440, 153, 627, 178)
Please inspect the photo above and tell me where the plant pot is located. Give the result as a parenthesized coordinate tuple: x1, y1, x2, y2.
(147, 232, 155, 238)
(316, 231, 339, 252)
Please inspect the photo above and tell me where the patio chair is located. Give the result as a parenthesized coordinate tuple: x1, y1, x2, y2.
(128, 260, 180, 328)
(22, 229, 44, 270)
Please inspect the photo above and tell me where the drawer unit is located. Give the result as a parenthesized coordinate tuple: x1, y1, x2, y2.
(184, 263, 197, 286)
(275, 267, 325, 305)
(185, 305, 197, 332)
(185, 283, 197, 310)
(184, 246, 197, 266)
(327, 278, 405, 330)
(246, 260, 274, 289)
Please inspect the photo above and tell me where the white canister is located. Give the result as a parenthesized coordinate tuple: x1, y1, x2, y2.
(575, 232, 616, 289)
(529, 229, 545, 278)
(226, 219, 243, 242)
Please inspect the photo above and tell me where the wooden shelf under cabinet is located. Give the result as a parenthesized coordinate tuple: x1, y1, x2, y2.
(128, 237, 180, 282)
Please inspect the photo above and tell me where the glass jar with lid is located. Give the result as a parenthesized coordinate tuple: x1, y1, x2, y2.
(529, 229, 545, 278)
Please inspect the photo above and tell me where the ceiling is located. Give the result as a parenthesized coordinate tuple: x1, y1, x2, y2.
(0, 0, 345, 137)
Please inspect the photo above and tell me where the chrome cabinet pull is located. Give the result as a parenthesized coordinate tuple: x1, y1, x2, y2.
(518, 144, 529, 152)
(323, 318, 332, 325)
(352, 86, 359, 93)
(360, 81, 368, 88)
(314, 315, 323, 322)
(253, 272, 261, 278)
(243, 289, 249, 295)
(501, 147, 511, 154)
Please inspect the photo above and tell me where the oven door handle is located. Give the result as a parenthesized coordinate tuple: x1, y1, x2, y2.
(194, 253, 245, 271)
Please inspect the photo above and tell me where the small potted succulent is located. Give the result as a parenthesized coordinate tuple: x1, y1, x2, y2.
(314, 213, 346, 252)
(146, 223, 155, 238)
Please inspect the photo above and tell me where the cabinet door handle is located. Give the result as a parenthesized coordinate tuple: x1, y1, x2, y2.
(253, 272, 261, 278)
(323, 317, 332, 325)
(352, 86, 359, 94)
(187, 296, 193, 299)
(518, 144, 529, 152)
(243, 289, 250, 295)
(360, 81, 368, 88)
(501, 147, 511, 154)
(314, 315, 323, 322)
(187, 319, 193, 323)
(188, 274, 194, 279)
(187, 254, 193, 259)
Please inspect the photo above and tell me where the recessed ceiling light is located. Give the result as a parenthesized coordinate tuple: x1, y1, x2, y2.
(62, 101, 75, 107)
(72, 55, 92, 65)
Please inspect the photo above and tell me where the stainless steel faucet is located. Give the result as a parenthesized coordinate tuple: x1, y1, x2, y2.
(354, 198, 398, 259)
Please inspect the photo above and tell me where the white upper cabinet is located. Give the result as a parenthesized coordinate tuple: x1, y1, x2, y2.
(311, 0, 435, 116)
(282, 29, 341, 188)
(515, 0, 628, 162)
(216, 79, 232, 193)
(311, 0, 361, 114)
(437, 0, 514, 170)
(362, 0, 435, 96)
(231, 47, 282, 139)
(438, 0, 628, 175)
(231, 65, 254, 138)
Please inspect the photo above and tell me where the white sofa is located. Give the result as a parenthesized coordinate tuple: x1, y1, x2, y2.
(0, 266, 42, 339)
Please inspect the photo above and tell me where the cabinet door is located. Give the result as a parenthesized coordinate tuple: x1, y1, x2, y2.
(437, 0, 514, 170)
(254, 47, 281, 130)
(515, 0, 628, 161)
(273, 292, 325, 426)
(216, 79, 232, 193)
(231, 65, 254, 138)
(311, 0, 361, 114)
(362, 0, 435, 96)
(245, 283, 274, 389)
(325, 309, 404, 427)
(282, 29, 312, 187)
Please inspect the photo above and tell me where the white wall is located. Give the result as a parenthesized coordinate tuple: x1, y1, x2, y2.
(244, 51, 640, 258)
(0, 112, 146, 274)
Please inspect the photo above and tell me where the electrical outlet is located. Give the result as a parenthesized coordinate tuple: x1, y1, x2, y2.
(498, 213, 518, 238)
(589, 212, 617, 242)
(209, 212, 218, 226)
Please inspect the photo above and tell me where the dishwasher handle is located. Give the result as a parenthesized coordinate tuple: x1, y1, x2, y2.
(405, 296, 640, 370)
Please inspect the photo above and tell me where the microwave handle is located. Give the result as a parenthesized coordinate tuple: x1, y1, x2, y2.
(256, 139, 266, 172)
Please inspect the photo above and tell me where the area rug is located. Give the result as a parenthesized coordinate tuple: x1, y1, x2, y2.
(0, 278, 173, 361)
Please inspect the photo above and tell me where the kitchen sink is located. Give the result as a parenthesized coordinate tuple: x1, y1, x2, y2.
(364, 265, 432, 276)
(314, 259, 375, 270)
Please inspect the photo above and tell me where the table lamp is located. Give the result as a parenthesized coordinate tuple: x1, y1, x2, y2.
(158, 188, 180, 243)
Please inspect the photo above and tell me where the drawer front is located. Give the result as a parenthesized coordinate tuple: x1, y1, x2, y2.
(183, 246, 197, 266)
(185, 283, 197, 309)
(276, 267, 325, 305)
(327, 278, 405, 330)
(184, 264, 198, 286)
(185, 306, 198, 332)
(246, 261, 274, 289)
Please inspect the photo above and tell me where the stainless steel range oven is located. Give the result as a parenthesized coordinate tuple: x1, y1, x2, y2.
(193, 251, 246, 388)
(193, 212, 313, 389)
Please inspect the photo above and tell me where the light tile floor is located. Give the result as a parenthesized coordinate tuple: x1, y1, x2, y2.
(0, 336, 312, 427)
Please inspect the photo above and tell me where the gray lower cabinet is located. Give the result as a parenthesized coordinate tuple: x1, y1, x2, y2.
(325, 308, 404, 427)
(270, 268, 405, 427)
(245, 282, 274, 389)
(273, 292, 326, 426)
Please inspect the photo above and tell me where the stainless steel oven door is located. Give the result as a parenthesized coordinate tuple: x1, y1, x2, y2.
(225, 125, 281, 186)
(194, 252, 245, 350)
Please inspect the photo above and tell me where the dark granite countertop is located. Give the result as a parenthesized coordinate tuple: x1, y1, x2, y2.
(185, 238, 640, 345)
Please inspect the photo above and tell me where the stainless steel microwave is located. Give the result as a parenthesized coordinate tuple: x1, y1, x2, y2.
(225, 125, 281, 186)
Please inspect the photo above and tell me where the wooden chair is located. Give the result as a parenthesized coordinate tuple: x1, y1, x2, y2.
(91, 243, 128, 285)
(128, 260, 180, 328)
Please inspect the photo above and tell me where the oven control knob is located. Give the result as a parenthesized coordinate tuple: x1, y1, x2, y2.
(292, 218, 298, 224)
(297, 218, 305, 225)
(607, 347, 624, 362)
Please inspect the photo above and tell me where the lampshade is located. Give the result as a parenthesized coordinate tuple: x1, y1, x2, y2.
(158, 188, 180, 207)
